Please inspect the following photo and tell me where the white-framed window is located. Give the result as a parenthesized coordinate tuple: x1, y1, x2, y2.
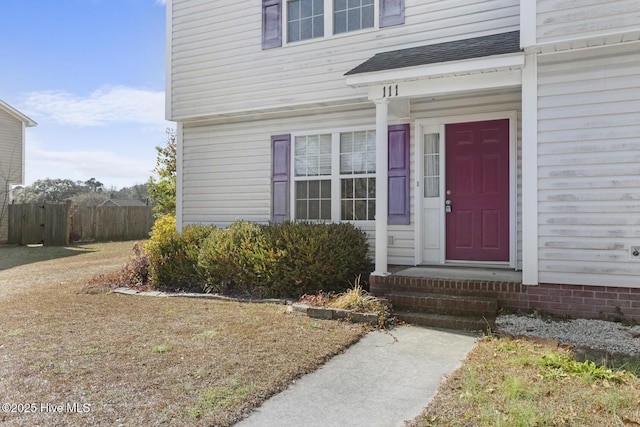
(334, 0, 374, 34)
(292, 128, 376, 222)
(263, 0, 403, 50)
(339, 130, 376, 220)
(423, 133, 440, 198)
(287, 0, 325, 43)
(284, 0, 377, 44)
(294, 134, 332, 220)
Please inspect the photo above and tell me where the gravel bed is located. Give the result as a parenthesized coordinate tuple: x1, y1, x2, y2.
(495, 314, 640, 357)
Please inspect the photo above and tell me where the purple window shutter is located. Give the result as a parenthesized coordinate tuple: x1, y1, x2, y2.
(380, 0, 404, 28)
(388, 124, 410, 225)
(271, 134, 291, 223)
(262, 0, 282, 49)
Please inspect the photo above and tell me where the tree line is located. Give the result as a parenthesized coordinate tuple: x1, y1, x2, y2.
(12, 178, 149, 206)
(10, 129, 176, 217)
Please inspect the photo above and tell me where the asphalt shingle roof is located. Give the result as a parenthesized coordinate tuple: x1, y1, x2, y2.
(345, 31, 521, 76)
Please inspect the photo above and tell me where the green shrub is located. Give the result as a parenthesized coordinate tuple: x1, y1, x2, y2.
(261, 221, 372, 298)
(146, 219, 372, 298)
(198, 221, 278, 296)
(195, 220, 373, 298)
(145, 216, 216, 291)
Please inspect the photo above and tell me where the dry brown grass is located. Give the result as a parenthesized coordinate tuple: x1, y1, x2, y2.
(408, 337, 640, 427)
(0, 242, 367, 426)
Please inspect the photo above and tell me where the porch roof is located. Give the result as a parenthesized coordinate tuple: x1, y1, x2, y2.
(345, 31, 521, 76)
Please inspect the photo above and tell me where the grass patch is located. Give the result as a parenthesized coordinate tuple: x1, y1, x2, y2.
(409, 337, 640, 427)
(189, 378, 255, 420)
(0, 241, 368, 426)
(193, 329, 220, 339)
(540, 353, 626, 384)
(152, 343, 173, 353)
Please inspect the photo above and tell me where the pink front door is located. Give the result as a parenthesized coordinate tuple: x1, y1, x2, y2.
(445, 119, 510, 262)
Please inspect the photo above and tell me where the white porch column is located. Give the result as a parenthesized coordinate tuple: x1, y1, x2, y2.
(521, 52, 539, 284)
(373, 99, 389, 276)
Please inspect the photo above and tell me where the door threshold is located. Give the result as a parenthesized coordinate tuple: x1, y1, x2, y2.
(442, 261, 511, 269)
(398, 265, 522, 282)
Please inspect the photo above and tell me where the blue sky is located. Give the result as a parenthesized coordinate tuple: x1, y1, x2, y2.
(0, 0, 170, 190)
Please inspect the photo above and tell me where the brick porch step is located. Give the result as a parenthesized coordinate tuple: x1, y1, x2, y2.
(395, 311, 493, 332)
(388, 291, 498, 317)
(389, 281, 498, 298)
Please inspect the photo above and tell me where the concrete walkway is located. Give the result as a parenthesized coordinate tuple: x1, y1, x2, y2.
(235, 325, 478, 427)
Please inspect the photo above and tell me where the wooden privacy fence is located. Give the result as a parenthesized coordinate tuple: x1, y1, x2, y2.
(8, 201, 154, 246)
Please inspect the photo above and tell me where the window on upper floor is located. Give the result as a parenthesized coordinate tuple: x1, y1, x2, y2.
(286, 0, 374, 43)
(262, 0, 404, 49)
(287, 0, 325, 43)
(334, 0, 374, 34)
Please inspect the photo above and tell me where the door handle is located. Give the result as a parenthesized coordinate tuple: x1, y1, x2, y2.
(445, 199, 452, 213)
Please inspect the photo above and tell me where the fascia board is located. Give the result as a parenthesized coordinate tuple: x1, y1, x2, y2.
(346, 53, 525, 87)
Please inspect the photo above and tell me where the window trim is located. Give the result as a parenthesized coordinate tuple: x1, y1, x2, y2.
(282, 0, 379, 47)
(286, 0, 326, 43)
(290, 126, 377, 224)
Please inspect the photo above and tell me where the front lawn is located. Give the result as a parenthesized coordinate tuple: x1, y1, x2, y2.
(5, 242, 636, 427)
(409, 337, 640, 427)
(0, 242, 367, 426)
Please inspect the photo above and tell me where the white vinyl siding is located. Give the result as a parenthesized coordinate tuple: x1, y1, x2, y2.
(537, 0, 640, 45)
(0, 112, 22, 183)
(0, 110, 24, 242)
(169, 0, 519, 120)
(537, 45, 640, 287)
(180, 106, 379, 250)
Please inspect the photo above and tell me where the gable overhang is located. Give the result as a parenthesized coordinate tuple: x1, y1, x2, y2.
(0, 99, 37, 127)
(346, 52, 525, 101)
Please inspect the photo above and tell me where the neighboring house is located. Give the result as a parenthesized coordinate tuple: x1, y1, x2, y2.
(0, 100, 36, 243)
(99, 198, 148, 207)
(166, 1, 640, 320)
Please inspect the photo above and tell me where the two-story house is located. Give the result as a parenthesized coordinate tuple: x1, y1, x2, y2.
(0, 100, 36, 243)
(166, 0, 640, 323)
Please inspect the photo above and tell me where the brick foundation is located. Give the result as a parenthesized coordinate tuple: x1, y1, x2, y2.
(370, 273, 640, 323)
(521, 283, 640, 322)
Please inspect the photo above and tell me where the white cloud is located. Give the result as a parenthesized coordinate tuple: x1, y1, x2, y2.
(155, 0, 166, 5)
(25, 142, 155, 189)
(22, 86, 166, 127)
